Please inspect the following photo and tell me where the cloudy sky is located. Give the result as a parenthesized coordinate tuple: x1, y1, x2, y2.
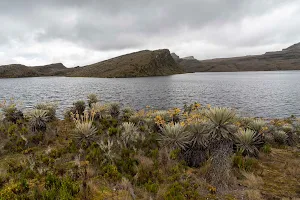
(1, 0, 300, 67)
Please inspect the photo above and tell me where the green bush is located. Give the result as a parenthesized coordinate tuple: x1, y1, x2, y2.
(108, 103, 120, 118)
(42, 174, 80, 200)
(262, 143, 272, 154)
(163, 181, 200, 200)
(108, 127, 119, 136)
(273, 131, 288, 145)
(87, 94, 98, 108)
(27, 109, 49, 132)
(36, 102, 57, 121)
(145, 180, 159, 194)
(233, 155, 259, 171)
(73, 100, 86, 115)
(122, 107, 134, 121)
(2, 105, 24, 123)
(102, 165, 122, 182)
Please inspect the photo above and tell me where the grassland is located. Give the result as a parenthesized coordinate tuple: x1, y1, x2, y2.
(0, 97, 299, 199)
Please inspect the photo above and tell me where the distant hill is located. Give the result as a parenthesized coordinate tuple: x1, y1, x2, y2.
(0, 49, 184, 78)
(173, 42, 300, 72)
(2, 43, 300, 79)
(66, 49, 184, 78)
(0, 63, 67, 78)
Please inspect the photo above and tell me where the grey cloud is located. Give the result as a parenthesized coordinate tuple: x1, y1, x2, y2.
(1, 0, 300, 66)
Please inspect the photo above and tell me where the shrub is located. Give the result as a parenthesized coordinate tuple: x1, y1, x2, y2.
(27, 109, 49, 132)
(261, 143, 272, 154)
(97, 140, 118, 165)
(233, 155, 259, 171)
(73, 100, 86, 115)
(122, 107, 134, 121)
(273, 131, 288, 145)
(205, 107, 236, 188)
(281, 124, 293, 133)
(145, 180, 159, 194)
(72, 112, 97, 147)
(87, 94, 98, 108)
(248, 119, 265, 133)
(240, 117, 254, 126)
(158, 123, 191, 150)
(163, 181, 200, 200)
(188, 122, 210, 148)
(2, 104, 24, 123)
(234, 129, 263, 157)
(119, 122, 141, 149)
(108, 103, 120, 118)
(90, 102, 108, 120)
(205, 107, 236, 141)
(102, 164, 122, 182)
(35, 102, 57, 121)
(43, 174, 80, 199)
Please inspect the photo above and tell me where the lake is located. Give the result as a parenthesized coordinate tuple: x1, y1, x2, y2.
(1, 71, 300, 118)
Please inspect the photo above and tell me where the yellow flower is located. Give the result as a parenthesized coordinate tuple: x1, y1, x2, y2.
(194, 102, 201, 109)
(174, 108, 181, 115)
(235, 122, 241, 127)
(208, 185, 216, 194)
(155, 115, 165, 125)
(180, 121, 185, 127)
(207, 104, 211, 109)
(262, 126, 268, 132)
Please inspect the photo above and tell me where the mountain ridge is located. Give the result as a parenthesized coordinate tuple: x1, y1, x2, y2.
(1, 43, 300, 78)
(0, 49, 184, 78)
(173, 42, 300, 72)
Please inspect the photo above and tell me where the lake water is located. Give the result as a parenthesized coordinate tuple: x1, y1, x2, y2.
(1, 71, 300, 118)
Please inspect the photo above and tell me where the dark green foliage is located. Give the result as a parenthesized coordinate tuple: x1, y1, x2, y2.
(35, 103, 57, 121)
(7, 160, 24, 175)
(116, 149, 138, 178)
(2, 106, 24, 123)
(21, 168, 35, 180)
(233, 155, 259, 171)
(4, 133, 27, 152)
(102, 165, 122, 182)
(87, 94, 98, 108)
(42, 174, 80, 200)
(86, 143, 103, 167)
(163, 181, 200, 200)
(121, 107, 134, 121)
(108, 127, 120, 136)
(0, 175, 9, 188)
(145, 180, 159, 194)
(29, 132, 44, 145)
(262, 143, 272, 154)
(181, 146, 207, 167)
(13, 178, 29, 194)
(109, 103, 120, 118)
(73, 100, 85, 115)
(135, 163, 162, 187)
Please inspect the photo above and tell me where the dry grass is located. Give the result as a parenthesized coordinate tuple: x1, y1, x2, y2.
(241, 172, 263, 189)
(250, 147, 300, 199)
(245, 189, 264, 200)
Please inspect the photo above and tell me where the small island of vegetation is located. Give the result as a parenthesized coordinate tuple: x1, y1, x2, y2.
(0, 95, 299, 199)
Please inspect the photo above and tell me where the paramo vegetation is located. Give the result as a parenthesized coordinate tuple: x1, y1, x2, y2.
(0, 96, 299, 199)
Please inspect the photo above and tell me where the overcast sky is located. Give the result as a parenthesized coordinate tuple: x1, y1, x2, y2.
(1, 0, 300, 67)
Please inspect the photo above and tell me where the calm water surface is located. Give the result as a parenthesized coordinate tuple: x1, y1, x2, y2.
(1, 71, 300, 118)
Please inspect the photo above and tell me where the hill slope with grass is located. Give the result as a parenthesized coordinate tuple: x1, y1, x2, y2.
(0, 63, 68, 78)
(173, 42, 300, 72)
(0, 49, 184, 78)
(67, 49, 184, 78)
